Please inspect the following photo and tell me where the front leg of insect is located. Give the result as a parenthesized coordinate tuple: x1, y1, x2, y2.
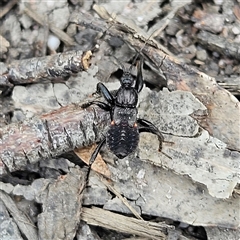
(81, 82, 114, 111)
(81, 81, 117, 167)
(134, 58, 144, 93)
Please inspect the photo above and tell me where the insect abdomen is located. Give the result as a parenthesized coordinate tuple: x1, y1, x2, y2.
(106, 122, 139, 159)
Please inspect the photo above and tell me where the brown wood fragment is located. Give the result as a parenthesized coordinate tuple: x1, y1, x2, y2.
(6, 50, 89, 85)
(0, 104, 110, 174)
(82, 50, 92, 70)
(81, 207, 171, 239)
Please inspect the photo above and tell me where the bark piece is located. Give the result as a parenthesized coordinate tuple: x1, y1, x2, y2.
(101, 157, 240, 229)
(138, 89, 240, 199)
(36, 167, 86, 240)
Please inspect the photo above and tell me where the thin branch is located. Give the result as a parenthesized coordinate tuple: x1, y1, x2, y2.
(1, 50, 91, 88)
(0, 104, 109, 174)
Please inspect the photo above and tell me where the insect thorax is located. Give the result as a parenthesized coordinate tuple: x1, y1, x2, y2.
(115, 87, 138, 107)
(113, 106, 137, 127)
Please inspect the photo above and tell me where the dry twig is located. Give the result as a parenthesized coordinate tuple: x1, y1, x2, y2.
(81, 207, 172, 240)
(0, 104, 109, 174)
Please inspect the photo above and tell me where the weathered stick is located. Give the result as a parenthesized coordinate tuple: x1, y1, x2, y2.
(81, 207, 172, 239)
(0, 50, 91, 90)
(0, 104, 109, 174)
(197, 30, 240, 61)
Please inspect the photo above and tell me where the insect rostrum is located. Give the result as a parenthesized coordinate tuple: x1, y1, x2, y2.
(82, 57, 165, 166)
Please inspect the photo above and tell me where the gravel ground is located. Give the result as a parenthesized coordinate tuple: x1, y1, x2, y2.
(0, 1, 240, 240)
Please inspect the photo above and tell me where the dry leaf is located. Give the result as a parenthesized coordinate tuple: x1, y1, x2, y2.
(74, 144, 111, 178)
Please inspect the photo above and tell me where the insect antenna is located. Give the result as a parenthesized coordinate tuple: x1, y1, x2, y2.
(112, 55, 126, 72)
(91, 15, 117, 53)
(129, 30, 156, 73)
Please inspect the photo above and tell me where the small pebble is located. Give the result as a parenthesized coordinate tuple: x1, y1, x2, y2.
(208, 61, 219, 76)
(47, 34, 60, 51)
(194, 13, 224, 33)
(213, 0, 224, 5)
(232, 26, 240, 35)
(196, 49, 207, 61)
(166, 21, 180, 36)
(218, 59, 226, 68)
(225, 65, 233, 75)
(137, 16, 144, 22)
(210, 61, 219, 71)
(185, 44, 197, 54)
(194, 59, 205, 65)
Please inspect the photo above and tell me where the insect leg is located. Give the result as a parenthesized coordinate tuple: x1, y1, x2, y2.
(81, 100, 111, 111)
(137, 118, 164, 151)
(89, 138, 106, 165)
(86, 138, 106, 179)
(82, 83, 114, 110)
(138, 118, 172, 159)
(97, 82, 114, 105)
(135, 58, 144, 93)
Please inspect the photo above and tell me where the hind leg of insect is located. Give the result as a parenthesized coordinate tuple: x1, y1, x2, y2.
(137, 118, 172, 159)
(86, 138, 106, 179)
(138, 118, 164, 151)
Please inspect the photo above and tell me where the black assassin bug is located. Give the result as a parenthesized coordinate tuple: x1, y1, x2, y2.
(82, 26, 169, 168)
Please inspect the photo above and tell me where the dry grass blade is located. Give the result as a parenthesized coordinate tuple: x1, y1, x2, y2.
(23, 5, 75, 46)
